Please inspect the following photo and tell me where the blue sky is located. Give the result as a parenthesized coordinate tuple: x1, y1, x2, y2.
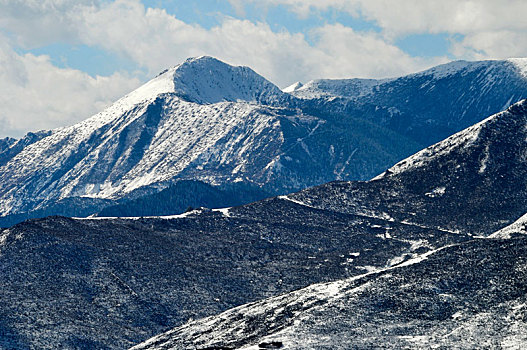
(1, 0, 526, 137)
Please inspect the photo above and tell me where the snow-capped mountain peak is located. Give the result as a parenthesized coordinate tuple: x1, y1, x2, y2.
(169, 56, 288, 104)
(95, 56, 289, 112)
(282, 81, 303, 93)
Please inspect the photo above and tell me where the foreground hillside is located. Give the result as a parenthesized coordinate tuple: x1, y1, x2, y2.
(0, 206, 467, 349)
(1, 57, 526, 226)
(133, 237, 527, 350)
(2, 101, 527, 348)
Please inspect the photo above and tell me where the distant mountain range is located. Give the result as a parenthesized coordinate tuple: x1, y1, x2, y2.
(1, 56, 527, 226)
(2, 99, 527, 349)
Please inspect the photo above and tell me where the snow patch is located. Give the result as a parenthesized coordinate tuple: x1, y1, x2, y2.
(508, 58, 527, 79)
(75, 208, 205, 221)
(282, 81, 303, 93)
(278, 195, 315, 209)
(212, 207, 232, 217)
(479, 144, 490, 173)
(425, 186, 446, 198)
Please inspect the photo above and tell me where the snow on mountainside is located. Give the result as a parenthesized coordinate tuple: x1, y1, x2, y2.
(0, 56, 417, 221)
(0, 98, 283, 214)
(290, 58, 527, 152)
(282, 81, 303, 93)
(5, 99, 527, 348)
(290, 59, 527, 100)
(0, 57, 294, 216)
(292, 77, 391, 99)
(507, 57, 527, 78)
(133, 238, 527, 350)
(382, 98, 527, 177)
(0, 196, 471, 349)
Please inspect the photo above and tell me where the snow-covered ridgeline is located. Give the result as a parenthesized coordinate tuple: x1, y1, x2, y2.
(508, 58, 527, 78)
(371, 101, 526, 179)
(287, 59, 527, 101)
(489, 212, 527, 239)
(289, 78, 391, 99)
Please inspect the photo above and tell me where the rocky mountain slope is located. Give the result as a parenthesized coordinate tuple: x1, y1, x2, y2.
(0, 202, 468, 349)
(293, 58, 527, 145)
(133, 237, 527, 350)
(2, 101, 527, 349)
(288, 99, 527, 236)
(0, 56, 418, 225)
(1, 57, 526, 226)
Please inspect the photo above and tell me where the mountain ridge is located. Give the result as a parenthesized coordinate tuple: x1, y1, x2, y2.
(1, 56, 527, 226)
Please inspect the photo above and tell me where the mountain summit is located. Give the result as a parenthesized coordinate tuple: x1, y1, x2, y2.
(170, 56, 289, 104)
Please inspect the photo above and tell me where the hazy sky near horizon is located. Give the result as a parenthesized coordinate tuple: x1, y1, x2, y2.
(1, 0, 527, 137)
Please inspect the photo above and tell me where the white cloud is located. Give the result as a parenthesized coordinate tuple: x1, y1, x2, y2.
(0, 0, 440, 84)
(231, 0, 527, 35)
(0, 37, 140, 137)
(0, 0, 100, 47)
(309, 24, 446, 79)
(2, 0, 435, 82)
(230, 0, 527, 58)
(451, 31, 527, 60)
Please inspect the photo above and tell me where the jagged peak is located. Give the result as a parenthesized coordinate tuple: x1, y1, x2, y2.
(78, 56, 289, 128)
